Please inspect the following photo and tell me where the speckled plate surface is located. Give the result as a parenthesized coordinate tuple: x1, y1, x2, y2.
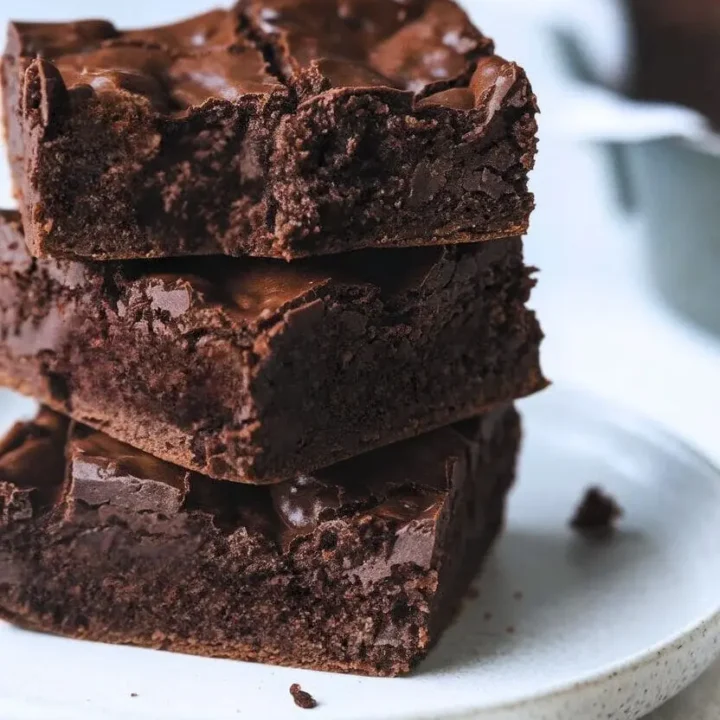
(1, 386, 720, 720)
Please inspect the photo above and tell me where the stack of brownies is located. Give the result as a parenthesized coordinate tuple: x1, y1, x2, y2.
(0, 0, 545, 676)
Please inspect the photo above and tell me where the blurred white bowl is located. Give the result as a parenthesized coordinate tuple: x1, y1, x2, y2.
(468, 0, 720, 337)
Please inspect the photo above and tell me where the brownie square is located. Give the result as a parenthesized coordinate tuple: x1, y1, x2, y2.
(2, 0, 538, 260)
(0, 405, 520, 676)
(0, 209, 545, 484)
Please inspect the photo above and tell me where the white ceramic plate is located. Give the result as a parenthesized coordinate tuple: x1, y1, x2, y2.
(1, 386, 720, 720)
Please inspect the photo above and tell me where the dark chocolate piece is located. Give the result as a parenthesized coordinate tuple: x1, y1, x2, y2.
(0, 405, 520, 677)
(570, 487, 623, 536)
(0, 209, 545, 484)
(2, 1, 537, 261)
(628, 0, 720, 128)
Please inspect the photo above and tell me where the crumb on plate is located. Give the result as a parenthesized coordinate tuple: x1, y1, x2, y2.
(290, 683, 317, 710)
(571, 486, 623, 536)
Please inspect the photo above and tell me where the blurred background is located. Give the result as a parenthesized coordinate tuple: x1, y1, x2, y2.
(1, 0, 719, 714)
(466, 0, 720, 468)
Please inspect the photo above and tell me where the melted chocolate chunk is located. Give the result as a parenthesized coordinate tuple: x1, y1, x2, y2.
(6, 20, 119, 58)
(271, 475, 345, 531)
(68, 430, 190, 516)
(9, 10, 282, 113)
(240, 0, 492, 95)
(0, 409, 68, 521)
(56, 404, 510, 549)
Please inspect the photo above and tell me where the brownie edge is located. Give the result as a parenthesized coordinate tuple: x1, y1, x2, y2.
(0, 405, 520, 676)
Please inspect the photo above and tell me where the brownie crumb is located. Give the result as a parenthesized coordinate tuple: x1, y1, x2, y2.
(571, 487, 623, 536)
(130, 693, 138, 698)
(506, 625, 515, 634)
(483, 611, 493, 621)
(290, 684, 317, 709)
(466, 586, 480, 600)
(513, 591, 523, 601)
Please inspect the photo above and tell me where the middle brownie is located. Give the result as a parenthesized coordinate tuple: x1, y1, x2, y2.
(0, 210, 545, 484)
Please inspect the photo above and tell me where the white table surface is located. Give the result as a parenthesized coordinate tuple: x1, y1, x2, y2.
(1, 1, 720, 716)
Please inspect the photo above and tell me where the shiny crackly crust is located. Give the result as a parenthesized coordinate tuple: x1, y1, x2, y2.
(2, 0, 538, 260)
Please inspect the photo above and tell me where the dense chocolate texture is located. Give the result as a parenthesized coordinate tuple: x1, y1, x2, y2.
(0, 209, 544, 484)
(0, 406, 520, 676)
(1, 1, 538, 260)
(628, 0, 720, 128)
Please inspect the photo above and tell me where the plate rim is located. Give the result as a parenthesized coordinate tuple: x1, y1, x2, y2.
(435, 613, 720, 720)
(429, 385, 720, 719)
(2, 385, 720, 720)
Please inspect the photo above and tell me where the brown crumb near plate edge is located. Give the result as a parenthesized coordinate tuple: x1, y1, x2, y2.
(466, 586, 480, 600)
(506, 626, 515, 634)
(571, 486, 623, 536)
(290, 684, 317, 710)
(130, 693, 138, 698)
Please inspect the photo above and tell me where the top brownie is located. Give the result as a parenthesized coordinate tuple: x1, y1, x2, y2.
(2, 0, 538, 261)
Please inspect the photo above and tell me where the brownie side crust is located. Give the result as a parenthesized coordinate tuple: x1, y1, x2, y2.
(0, 405, 520, 677)
(2, 0, 537, 260)
(0, 209, 545, 484)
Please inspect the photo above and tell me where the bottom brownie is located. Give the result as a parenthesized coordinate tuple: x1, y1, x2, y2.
(0, 405, 520, 677)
